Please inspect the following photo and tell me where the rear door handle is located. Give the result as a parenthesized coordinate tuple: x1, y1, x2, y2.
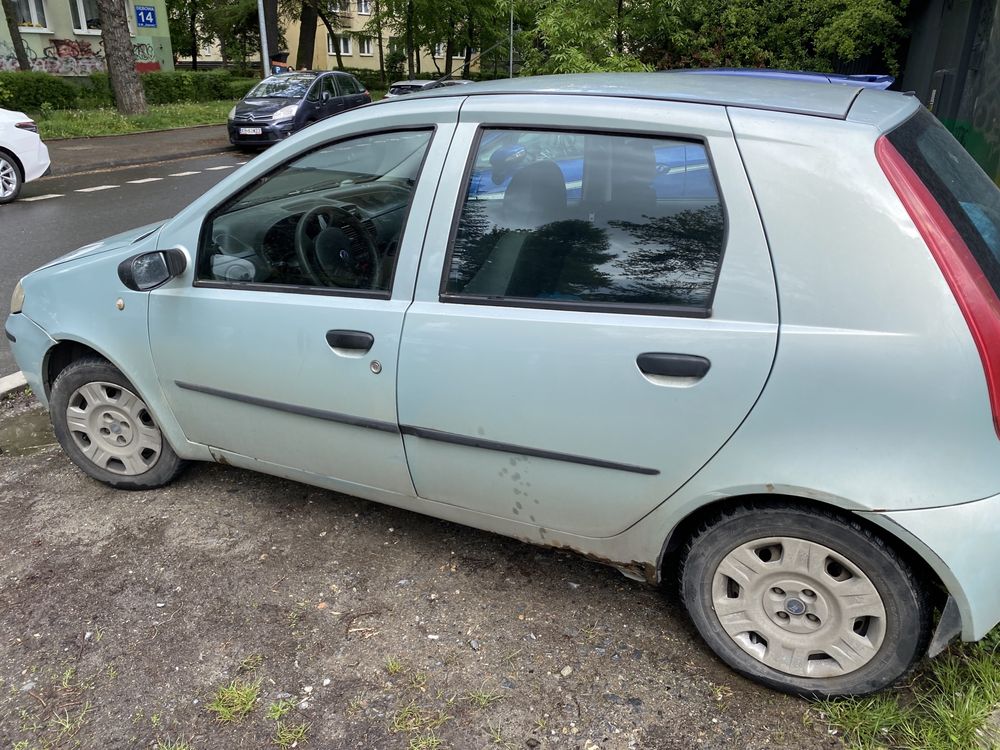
(636, 353, 711, 379)
(326, 329, 374, 353)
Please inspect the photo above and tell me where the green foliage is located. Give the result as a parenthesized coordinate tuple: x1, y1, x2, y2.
(519, 0, 909, 76)
(341, 66, 386, 91)
(31, 100, 236, 139)
(0, 72, 78, 110)
(385, 49, 406, 81)
(139, 71, 257, 104)
(0, 79, 11, 109)
(818, 628, 1000, 749)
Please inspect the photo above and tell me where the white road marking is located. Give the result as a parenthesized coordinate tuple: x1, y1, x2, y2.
(169, 171, 201, 177)
(127, 177, 163, 184)
(75, 185, 118, 192)
(21, 193, 63, 201)
(205, 165, 235, 171)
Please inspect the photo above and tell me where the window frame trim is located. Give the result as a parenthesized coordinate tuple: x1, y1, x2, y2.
(17, 0, 49, 30)
(193, 125, 438, 301)
(436, 123, 730, 319)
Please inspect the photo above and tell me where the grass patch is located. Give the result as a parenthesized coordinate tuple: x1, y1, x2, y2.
(390, 701, 452, 733)
(385, 656, 405, 675)
(818, 629, 1000, 749)
(206, 677, 262, 723)
(156, 741, 194, 750)
(32, 100, 237, 139)
(267, 698, 297, 721)
(274, 720, 309, 748)
(464, 683, 503, 709)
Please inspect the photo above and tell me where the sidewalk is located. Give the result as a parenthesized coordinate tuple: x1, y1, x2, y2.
(45, 124, 234, 177)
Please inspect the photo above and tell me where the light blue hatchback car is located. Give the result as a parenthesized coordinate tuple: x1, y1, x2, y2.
(7, 73, 1000, 698)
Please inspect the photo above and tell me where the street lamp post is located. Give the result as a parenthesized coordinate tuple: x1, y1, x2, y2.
(508, 0, 513, 78)
(257, 0, 270, 78)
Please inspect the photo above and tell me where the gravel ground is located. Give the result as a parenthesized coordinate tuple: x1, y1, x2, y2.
(0, 391, 842, 749)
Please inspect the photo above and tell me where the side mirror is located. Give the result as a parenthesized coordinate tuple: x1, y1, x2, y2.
(321, 90, 332, 102)
(117, 248, 187, 291)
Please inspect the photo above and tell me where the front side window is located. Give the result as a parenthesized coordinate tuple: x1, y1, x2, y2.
(444, 128, 725, 314)
(16, 0, 47, 27)
(69, 0, 99, 30)
(199, 130, 432, 295)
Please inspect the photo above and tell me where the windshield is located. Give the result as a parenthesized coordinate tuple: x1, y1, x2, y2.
(247, 74, 316, 99)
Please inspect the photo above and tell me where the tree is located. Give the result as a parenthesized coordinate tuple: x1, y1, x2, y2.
(296, 1, 318, 68)
(204, 0, 261, 73)
(165, 0, 210, 69)
(0, 0, 31, 71)
(96, 0, 148, 114)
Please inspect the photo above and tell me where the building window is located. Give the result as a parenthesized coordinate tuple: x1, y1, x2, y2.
(433, 43, 445, 58)
(356, 0, 370, 14)
(16, 0, 47, 29)
(328, 34, 351, 55)
(69, 0, 101, 32)
(358, 36, 373, 56)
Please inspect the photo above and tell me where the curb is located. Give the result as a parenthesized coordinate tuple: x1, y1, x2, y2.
(46, 144, 237, 178)
(0, 371, 27, 398)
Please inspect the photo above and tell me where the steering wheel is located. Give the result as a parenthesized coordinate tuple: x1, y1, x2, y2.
(293, 204, 381, 289)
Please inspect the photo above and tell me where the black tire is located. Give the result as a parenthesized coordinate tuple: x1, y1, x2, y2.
(50, 357, 186, 490)
(680, 503, 931, 698)
(0, 151, 23, 204)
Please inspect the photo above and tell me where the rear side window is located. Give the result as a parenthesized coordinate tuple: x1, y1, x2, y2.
(442, 128, 725, 315)
(888, 110, 1000, 296)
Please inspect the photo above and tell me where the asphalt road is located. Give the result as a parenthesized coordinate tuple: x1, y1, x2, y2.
(0, 151, 254, 378)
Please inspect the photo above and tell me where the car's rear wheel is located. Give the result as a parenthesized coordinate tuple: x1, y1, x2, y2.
(681, 504, 931, 698)
(50, 358, 186, 490)
(0, 152, 23, 204)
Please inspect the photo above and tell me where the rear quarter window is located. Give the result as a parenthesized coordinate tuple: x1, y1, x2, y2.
(888, 110, 1000, 296)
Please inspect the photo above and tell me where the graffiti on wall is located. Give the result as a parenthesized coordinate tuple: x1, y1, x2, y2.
(0, 37, 161, 74)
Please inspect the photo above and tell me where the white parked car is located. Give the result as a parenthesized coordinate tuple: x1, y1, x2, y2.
(0, 107, 50, 204)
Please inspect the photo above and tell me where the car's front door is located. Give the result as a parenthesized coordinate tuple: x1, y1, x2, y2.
(397, 96, 779, 537)
(147, 117, 456, 496)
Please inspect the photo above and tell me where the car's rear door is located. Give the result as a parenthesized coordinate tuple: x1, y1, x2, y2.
(396, 95, 778, 537)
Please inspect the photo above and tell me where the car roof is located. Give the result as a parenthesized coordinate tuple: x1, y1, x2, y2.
(389, 79, 436, 87)
(679, 68, 895, 90)
(402, 71, 885, 120)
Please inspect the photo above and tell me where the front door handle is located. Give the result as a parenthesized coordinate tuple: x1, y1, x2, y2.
(326, 329, 374, 353)
(636, 353, 711, 379)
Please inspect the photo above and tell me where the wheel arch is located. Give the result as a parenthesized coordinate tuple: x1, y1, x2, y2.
(0, 146, 24, 179)
(43, 339, 111, 399)
(657, 493, 949, 613)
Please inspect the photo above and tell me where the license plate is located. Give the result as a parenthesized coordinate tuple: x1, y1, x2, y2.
(239, 127, 262, 135)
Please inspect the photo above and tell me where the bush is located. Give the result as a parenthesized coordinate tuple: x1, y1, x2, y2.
(140, 71, 253, 104)
(0, 71, 78, 110)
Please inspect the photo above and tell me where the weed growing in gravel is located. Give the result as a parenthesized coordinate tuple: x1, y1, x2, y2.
(390, 702, 452, 733)
(238, 654, 264, 673)
(386, 656, 405, 675)
(465, 683, 503, 709)
(156, 741, 194, 750)
(267, 698, 297, 721)
(818, 628, 1000, 749)
(485, 719, 517, 749)
(274, 720, 309, 748)
(409, 671, 429, 691)
(206, 677, 262, 723)
(408, 732, 444, 750)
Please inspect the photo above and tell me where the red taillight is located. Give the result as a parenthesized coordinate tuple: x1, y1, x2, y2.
(15, 121, 37, 133)
(876, 135, 1000, 438)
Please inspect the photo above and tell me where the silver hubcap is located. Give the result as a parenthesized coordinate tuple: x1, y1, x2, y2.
(712, 536, 886, 678)
(65, 382, 162, 476)
(0, 158, 17, 199)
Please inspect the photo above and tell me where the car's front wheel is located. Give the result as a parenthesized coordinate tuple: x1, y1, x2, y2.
(681, 504, 931, 698)
(0, 152, 23, 204)
(50, 358, 186, 490)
